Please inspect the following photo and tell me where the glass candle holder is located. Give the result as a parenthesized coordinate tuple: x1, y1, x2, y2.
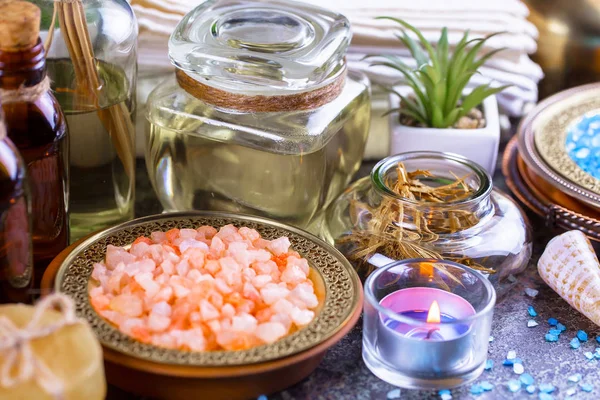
(363, 258, 496, 390)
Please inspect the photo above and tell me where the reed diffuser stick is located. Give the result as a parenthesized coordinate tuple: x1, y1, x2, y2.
(53, 0, 134, 180)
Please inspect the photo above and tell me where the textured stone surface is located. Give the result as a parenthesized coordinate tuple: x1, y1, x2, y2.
(115, 157, 600, 399)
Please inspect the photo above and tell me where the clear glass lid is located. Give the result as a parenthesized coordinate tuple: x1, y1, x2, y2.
(169, 0, 351, 94)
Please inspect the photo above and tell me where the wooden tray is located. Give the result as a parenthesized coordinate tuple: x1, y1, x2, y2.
(503, 136, 600, 241)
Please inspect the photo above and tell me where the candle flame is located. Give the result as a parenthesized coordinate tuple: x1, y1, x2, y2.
(426, 300, 441, 324)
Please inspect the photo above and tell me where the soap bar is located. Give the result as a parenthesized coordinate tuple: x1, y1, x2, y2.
(0, 296, 106, 400)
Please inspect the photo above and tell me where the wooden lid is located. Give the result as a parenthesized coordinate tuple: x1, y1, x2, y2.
(0, 1, 40, 52)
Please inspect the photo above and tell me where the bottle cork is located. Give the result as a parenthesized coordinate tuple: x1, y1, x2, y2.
(0, 1, 41, 52)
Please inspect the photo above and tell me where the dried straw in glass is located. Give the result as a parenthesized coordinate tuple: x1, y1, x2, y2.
(339, 162, 494, 278)
(47, 0, 134, 180)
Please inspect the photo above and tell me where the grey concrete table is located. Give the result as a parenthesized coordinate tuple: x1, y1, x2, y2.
(119, 153, 600, 400)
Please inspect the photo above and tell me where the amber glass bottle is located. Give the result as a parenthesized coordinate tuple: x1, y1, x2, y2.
(0, 109, 34, 304)
(0, 1, 68, 286)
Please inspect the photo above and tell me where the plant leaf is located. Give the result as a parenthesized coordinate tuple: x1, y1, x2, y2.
(436, 27, 449, 76)
(395, 32, 428, 67)
(376, 17, 439, 71)
(443, 107, 463, 127)
(458, 84, 511, 119)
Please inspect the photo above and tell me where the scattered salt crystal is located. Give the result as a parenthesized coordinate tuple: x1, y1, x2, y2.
(528, 320, 539, 328)
(548, 329, 562, 336)
(577, 330, 588, 342)
(440, 394, 452, 400)
(507, 380, 521, 393)
(438, 389, 451, 396)
(556, 323, 566, 332)
(596, 336, 600, 344)
(570, 338, 581, 349)
(548, 318, 558, 326)
(580, 383, 594, 392)
(539, 393, 553, 400)
(585, 352, 594, 360)
(489, 336, 494, 343)
(386, 389, 401, 399)
(528, 306, 538, 317)
(257, 396, 268, 400)
(539, 383, 555, 393)
(480, 381, 494, 391)
(508, 275, 517, 283)
(520, 373, 535, 385)
(566, 388, 577, 397)
(507, 350, 517, 360)
(545, 333, 559, 342)
(514, 363, 525, 375)
(525, 288, 539, 297)
(568, 373, 582, 383)
(485, 360, 494, 370)
(526, 385, 536, 394)
(470, 384, 484, 395)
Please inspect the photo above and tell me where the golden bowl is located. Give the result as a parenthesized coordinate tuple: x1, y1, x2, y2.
(43, 211, 363, 399)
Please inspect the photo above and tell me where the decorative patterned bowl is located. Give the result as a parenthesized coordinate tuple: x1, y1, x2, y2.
(517, 83, 600, 210)
(42, 212, 363, 399)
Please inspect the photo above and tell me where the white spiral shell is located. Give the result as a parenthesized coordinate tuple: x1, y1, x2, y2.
(538, 230, 600, 326)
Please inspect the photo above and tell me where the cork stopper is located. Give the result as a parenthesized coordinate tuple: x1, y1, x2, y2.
(0, 1, 41, 52)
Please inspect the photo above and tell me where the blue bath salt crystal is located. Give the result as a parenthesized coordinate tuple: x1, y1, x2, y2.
(438, 389, 451, 396)
(545, 333, 559, 342)
(568, 373, 582, 383)
(556, 323, 566, 332)
(520, 373, 535, 386)
(570, 338, 581, 349)
(585, 351, 594, 360)
(480, 381, 494, 391)
(539, 393, 553, 400)
(526, 385, 536, 394)
(566, 111, 600, 180)
(577, 330, 588, 341)
(596, 336, 600, 344)
(539, 383, 555, 393)
(386, 389, 401, 399)
(489, 336, 494, 343)
(503, 358, 522, 366)
(485, 359, 494, 370)
(548, 329, 562, 336)
(528, 306, 538, 317)
(257, 396, 268, 400)
(580, 383, 594, 392)
(470, 384, 484, 395)
(507, 380, 522, 392)
(548, 318, 558, 326)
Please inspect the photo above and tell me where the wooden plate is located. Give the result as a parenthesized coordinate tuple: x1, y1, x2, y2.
(42, 212, 363, 399)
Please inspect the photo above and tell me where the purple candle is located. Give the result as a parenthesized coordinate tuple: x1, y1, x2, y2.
(377, 287, 476, 374)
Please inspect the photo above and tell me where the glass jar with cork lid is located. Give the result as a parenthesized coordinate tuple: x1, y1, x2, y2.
(145, 0, 371, 231)
(0, 1, 68, 285)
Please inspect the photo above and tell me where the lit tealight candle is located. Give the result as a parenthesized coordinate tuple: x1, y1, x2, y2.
(377, 288, 476, 374)
(362, 259, 496, 390)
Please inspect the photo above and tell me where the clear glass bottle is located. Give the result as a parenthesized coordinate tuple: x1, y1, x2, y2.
(0, 1, 68, 284)
(145, 0, 371, 232)
(37, 0, 137, 241)
(322, 152, 532, 297)
(0, 111, 34, 304)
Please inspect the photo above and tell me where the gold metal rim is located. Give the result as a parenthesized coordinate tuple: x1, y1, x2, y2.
(518, 83, 600, 206)
(54, 211, 362, 367)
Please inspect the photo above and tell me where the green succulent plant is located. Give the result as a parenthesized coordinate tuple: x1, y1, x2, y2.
(372, 17, 510, 129)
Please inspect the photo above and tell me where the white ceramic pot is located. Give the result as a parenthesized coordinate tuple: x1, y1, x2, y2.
(388, 93, 500, 176)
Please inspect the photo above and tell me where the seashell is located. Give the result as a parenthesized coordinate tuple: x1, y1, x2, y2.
(538, 230, 600, 326)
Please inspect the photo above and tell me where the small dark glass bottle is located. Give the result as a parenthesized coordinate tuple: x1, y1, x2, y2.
(0, 1, 68, 287)
(0, 111, 34, 304)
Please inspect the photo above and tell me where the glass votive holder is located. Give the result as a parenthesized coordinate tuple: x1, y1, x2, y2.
(363, 258, 496, 390)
